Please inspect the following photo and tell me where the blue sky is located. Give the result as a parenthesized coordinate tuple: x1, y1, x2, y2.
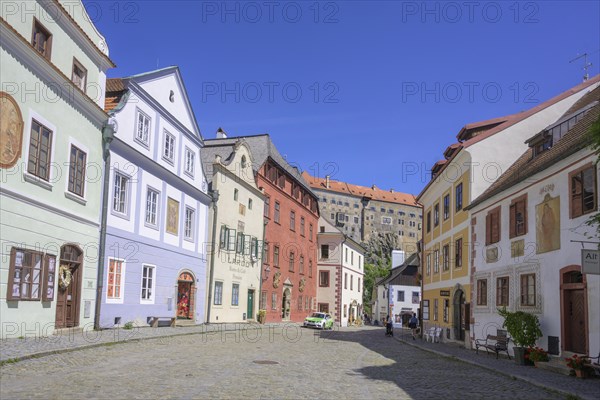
(87, 0, 600, 195)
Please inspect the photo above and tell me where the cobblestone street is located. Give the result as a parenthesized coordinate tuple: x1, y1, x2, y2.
(0, 326, 577, 399)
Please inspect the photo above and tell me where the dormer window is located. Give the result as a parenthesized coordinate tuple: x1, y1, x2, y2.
(32, 19, 52, 60)
(530, 103, 595, 157)
(71, 58, 87, 91)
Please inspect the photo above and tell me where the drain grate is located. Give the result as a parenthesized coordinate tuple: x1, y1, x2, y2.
(253, 360, 279, 365)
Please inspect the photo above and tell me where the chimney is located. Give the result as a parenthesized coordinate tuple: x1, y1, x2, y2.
(216, 127, 227, 139)
(372, 184, 377, 190)
(390, 189, 394, 193)
(325, 175, 330, 189)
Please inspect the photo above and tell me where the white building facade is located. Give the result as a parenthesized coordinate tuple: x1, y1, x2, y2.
(99, 67, 211, 328)
(469, 91, 600, 358)
(317, 218, 365, 326)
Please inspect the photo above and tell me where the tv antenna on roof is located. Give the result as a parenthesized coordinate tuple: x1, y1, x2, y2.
(569, 53, 592, 82)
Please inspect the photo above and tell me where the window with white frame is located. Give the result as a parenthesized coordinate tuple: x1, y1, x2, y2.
(184, 147, 195, 177)
(426, 253, 431, 275)
(232, 283, 239, 306)
(163, 130, 175, 163)
(112, 172, 129, 215)
(135, 110, 151, 146)
(27, 119, 53, 181)
(107, 258, 125, 303)
(140, 264, 155, 303)
(184, 207, 195, 240)
(145, 188, 159, 227)
(520, 274, 536, 306)
(214, 281, 223, 305)
(68, 145, 87, 197)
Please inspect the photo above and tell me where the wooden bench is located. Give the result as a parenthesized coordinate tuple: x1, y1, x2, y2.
(149, 317, 176, 328)
(475, 331, 511, 359)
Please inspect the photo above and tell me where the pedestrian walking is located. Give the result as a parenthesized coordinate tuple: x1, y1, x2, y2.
(385, 315, 393, 337)
(409, 313, 418, 340)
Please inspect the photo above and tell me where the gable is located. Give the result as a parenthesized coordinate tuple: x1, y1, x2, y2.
(133, 69, 200, 138)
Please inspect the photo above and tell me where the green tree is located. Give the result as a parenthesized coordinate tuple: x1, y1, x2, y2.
(362, 262, 390, 314)
(586, 113, 600, 245)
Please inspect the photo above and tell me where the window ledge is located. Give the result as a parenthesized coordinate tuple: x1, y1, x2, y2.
(144, 222, 159, 231)
(23, 172, 53, 191)
(184, 237, 195, 243)
(140, 300, 155, 305)
(111, 210, 130, 221)
(64, 191, 87, 205)
(134, 138, 151, 149)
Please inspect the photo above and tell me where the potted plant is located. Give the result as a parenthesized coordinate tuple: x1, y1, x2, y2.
(497, 308, 542, 365)
(528, 347, 549, 367)
(257, 309, 266, 324)
(566, 355, 593, 378)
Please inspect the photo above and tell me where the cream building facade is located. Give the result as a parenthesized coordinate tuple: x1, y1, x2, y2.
(202, 135, 265, 323)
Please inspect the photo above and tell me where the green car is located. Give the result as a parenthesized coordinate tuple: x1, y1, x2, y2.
(303, 312, 334, 330)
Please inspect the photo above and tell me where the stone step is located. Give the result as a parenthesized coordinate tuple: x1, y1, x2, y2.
(535, 357, 572, 376)
(174, 320, 197, 327)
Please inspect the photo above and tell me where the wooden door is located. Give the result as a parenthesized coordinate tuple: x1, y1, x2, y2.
(55, 245, 82, 329)
(565, 289, 586, 354)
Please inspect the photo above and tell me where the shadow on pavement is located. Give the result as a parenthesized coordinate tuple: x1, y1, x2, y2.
(314, 326, 570, 400)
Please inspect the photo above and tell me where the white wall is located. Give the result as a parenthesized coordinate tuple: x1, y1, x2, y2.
(471, 149, 600, 357)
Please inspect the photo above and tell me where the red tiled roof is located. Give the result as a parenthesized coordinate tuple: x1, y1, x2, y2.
(462, 75, 600, 149)
(417, 75, 600, 200)
(468, 89, 600, 209)
(104, 78, 126, 112)
(302, 172, 419, 207)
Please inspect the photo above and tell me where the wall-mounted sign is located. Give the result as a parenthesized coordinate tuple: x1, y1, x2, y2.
(0, 92, 24, 168)
(440, 290, 450, 297)
(582, 249, 600, 275)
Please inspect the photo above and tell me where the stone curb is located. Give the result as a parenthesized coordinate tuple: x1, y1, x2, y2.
(0, 323, 277, 366)
(394, 335, 594, 400)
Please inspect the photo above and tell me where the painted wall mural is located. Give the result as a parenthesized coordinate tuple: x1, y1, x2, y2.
(166, 197, 179, 235)
(536, 194, 560, 254)
(0, 92, 24, 168)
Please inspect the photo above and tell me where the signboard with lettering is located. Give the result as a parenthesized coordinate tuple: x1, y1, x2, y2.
(440, 290, 450, 297)
(582, 249, 600, 275)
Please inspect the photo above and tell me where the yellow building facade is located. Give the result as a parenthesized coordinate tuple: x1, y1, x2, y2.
(417, 78, 598, 345)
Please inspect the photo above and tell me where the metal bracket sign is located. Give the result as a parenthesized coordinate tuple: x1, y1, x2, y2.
(582, 249, 600, 275)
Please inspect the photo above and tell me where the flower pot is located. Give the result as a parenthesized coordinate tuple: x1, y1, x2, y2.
(513, 347, 525, 365)
(575, 369, 591, 379)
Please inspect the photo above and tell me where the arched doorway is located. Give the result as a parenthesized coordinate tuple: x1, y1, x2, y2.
(177, 271, 195, 320)
(281, 287, 291, 320)
(560, 266, 588, 354)
(55, 244, 83, 328)
(453, 287, 465, 341)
